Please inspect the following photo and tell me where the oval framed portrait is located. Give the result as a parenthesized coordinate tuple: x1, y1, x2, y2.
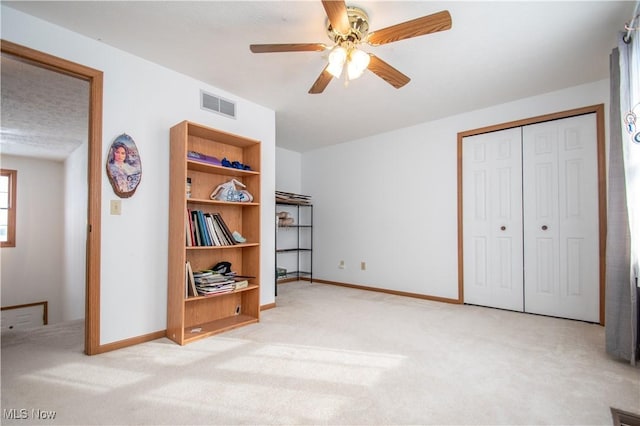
(106, 133, 142, 198)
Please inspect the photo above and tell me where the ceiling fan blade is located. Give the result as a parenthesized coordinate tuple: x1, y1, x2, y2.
(367, 10, 452, 46)
(308, 66, 333, 94)
(367, 54, 410, 89)
(322, 0, 351, 35)
(250, 43, 327, 53)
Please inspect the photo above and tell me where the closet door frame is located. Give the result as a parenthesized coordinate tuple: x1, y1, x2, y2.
(456, 104, 606, 325)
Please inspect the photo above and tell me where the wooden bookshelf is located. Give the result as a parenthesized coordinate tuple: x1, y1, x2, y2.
(167, 120, 261, 345)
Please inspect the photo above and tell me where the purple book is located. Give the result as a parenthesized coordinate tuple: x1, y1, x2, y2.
(187, 151, 221, 166)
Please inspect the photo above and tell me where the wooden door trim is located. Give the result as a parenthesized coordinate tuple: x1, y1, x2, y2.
(457, 104, 606, 325)
(1, 40, 104, 353)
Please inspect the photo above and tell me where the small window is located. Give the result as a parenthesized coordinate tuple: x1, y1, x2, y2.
(0, 169, 17, 247)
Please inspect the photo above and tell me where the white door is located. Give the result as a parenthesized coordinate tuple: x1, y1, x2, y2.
(522, 113, 599, 322)
(463, 128, 524, 311)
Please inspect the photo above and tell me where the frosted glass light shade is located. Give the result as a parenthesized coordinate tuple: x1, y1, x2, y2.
(347, 49, 370, 80)
(327, 46, 347, 78)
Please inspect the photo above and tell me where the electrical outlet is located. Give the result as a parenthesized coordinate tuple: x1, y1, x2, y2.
(361, 262, 366, 271)
(339, 260, 345, 269)
(110, 200, 121, 215)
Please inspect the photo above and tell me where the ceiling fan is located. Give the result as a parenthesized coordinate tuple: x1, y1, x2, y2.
(249, 0, 452, 94)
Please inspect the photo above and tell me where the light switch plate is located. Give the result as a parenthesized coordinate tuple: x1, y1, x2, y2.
(110, 200, 121, 215)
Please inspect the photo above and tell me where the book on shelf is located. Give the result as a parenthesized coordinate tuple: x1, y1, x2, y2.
(213, 213, 237, 245)
(187, 150, 221, 166)
(191, 212, 198, 245)
(204, 214, 221, 246)
(185, 262, 188, 298)
(195, 275, 234, 285)
(185, 216, 192, 247)
(185, 209, 195, 246)
(192, 269, 214, 278)
(197, 210, 213, 246)
(197, 283, 235, 296)
(234, 280, 249, 290)
(185, 261, 198, 297)
(213, 215, 231, 245)
(190, 210, 202, 246)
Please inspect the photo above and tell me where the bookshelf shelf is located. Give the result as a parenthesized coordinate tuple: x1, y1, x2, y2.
(187, 160, 260, 176)
(167, 120, 261, 345)
(187, 197, 260, 207)
(182, 314, 258, 344)
(186, 242, 260, 251)
(184, 284, 259, 302)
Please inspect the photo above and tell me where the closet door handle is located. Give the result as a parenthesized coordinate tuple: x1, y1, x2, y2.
(542, 225, 548, 230)
(500, 226, 506, 231)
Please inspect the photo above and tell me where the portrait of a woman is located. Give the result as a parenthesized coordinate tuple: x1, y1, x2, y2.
(106, 134, 142, 197)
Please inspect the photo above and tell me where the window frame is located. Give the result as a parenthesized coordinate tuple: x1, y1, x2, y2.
(0, 169, 17, 248)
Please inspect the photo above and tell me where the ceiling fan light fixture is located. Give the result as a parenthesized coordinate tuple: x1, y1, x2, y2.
(327, 45, 347, 77)
(347, 48, 370, 80)
(249, 1, 452, 94)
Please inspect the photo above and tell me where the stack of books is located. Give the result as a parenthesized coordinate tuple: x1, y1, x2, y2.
(275, 191, 312, 205)
(185, 262, 251, 297)
(186, 262, 251, 298)
(193, 270, 236, 296)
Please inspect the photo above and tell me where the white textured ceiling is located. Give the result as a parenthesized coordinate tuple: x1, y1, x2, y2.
(1, 1, 636, 156)
(0, 53, 89, 161)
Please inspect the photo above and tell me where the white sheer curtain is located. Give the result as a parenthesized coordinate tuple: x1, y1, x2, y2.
(606, 3, 640, 365)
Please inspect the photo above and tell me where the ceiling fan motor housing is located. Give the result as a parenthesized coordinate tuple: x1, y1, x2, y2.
(326, 6, 370, 43)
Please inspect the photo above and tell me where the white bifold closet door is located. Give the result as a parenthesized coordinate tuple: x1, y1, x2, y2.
(463, 127, 524, 312)
(463, 113, 599, 322)
(522, 114, 599, 322)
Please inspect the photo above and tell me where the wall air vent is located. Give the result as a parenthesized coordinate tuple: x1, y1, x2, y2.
(200, 90, 236, 119)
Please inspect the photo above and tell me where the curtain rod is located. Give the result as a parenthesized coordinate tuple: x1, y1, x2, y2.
(623, 2, 640, 44)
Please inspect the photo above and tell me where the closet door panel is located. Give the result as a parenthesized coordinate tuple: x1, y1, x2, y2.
(558, 114, 599, 322)
(523, 114, 599, 322)
(463, 128, 523, 311)
(523, 129, 561, 316)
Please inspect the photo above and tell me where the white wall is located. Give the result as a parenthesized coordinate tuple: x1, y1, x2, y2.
(63, 143, 88, 321)
(0, 155, 65, 323)
(0, 146, 87, 325)
(275, 147, 308, 280)
(303, 80, 610, 300)
(276, 147, 302, 194)
(1, 5, 276, 345)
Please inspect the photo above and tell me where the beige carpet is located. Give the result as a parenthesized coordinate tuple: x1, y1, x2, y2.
(1, 281, 639, 425)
